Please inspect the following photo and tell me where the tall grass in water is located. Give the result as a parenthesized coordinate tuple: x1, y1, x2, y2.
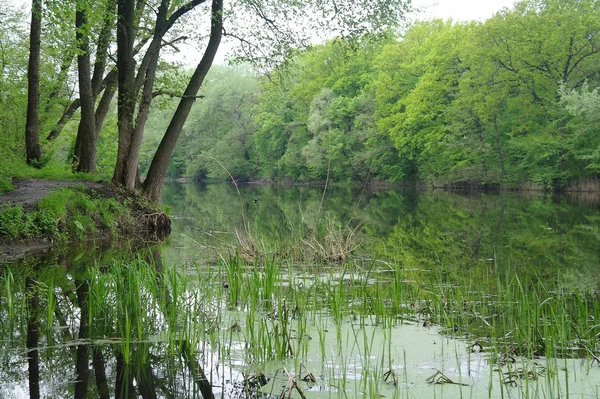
(4, 249, 600, 398)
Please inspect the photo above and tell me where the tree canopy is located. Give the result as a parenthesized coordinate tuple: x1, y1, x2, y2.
(1, 0, 599, 196)
(1, 0, 412, 200)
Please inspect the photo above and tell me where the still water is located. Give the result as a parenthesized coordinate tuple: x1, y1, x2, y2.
(1, 182, 600, 398)
(164, 183, 600, 287)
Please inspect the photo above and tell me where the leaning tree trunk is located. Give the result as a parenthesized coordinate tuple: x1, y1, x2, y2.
(143, 0, 223, 202)
(122, 0, 169, 191)
(95, 72, 118, 137)
(113, 0, 206, 191)
(112, 0, 137, 187)
(73, 2, 97, 173)
(25, 0, 42, 166)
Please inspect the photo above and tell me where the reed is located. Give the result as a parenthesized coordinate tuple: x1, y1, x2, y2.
(4, 247, 600, 398)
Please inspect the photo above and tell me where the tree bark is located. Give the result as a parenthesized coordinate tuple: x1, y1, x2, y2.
(92, 0, 117, 95)
(42, 48, 75, 117)
(46, 98, 81, 141)
(74, 2, 97, 173)
(123, 0, 169, 191)
(25, 0, 42, 166)
(113, 0, 137, 186)
(95, 71, 118, 137)
(143, 0, 223, 202)
(46, 31, 149, 143)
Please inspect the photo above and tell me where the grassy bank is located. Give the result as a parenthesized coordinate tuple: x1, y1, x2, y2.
(0, 181, 170, 254)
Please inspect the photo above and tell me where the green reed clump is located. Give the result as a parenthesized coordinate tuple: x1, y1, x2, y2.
(405, 268, 600, 362)
(88, 259, 165, 343)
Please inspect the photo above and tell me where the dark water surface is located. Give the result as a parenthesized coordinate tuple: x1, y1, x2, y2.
(1, 182, 599, 398)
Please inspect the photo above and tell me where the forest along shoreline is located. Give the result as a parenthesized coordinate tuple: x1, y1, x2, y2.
(0, 179, 171, 262)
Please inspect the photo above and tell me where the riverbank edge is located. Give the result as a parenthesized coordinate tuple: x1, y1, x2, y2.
(0, 179, 171, 262)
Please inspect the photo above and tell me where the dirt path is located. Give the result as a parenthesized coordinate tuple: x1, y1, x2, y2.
(0, 179, 105, 211)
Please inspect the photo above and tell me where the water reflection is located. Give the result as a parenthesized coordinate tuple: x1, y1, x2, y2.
(2, 184, 600, 398)
(164, 183, 600, 290)
(0, 244, 219, 399)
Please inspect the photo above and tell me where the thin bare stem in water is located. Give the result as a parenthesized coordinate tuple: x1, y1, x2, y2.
(315, 126, 332, 230)
(201, 154, 248, 231)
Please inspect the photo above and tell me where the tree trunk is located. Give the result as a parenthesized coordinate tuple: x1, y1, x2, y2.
(74, 2, 97, 173)
(113, 0, 206, 191)
(25, 0, 42, 166)
(95, 72, 118, 137)
(42, 48, 75, 117)
(122, 0, 168, 191)
(93, 348, 110, 399)
(46, 98, 81, 141)
(46, 31, 148, 143)
(115, 351, 135, 399)
(113, 0, 137, 186)
(143, 0, 223, 202)
(74, 280, 90, 399)
(92, 0, 117, 95)
(26, 278, 40, 399)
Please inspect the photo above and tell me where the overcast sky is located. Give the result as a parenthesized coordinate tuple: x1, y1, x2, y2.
(412, 0, 517, 21)
(8, 0, 518, 22)
(6, 0, 519, 64)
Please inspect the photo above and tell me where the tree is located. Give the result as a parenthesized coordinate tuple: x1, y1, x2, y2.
(25, 0, 43, 166)
(480, 0, 600, 186)
(560, 84, 600, 173)
(0, 3, 29, 186)
(73, 0, 97, 173)
(119, 0, 413, 201)
(18, 0, 411, 198)
(141, 0, 223, 200)
(170, 65, 260, 181)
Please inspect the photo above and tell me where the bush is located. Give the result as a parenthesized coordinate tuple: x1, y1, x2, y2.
(0, 205, 27, 239)
(0, 205, 58, 239)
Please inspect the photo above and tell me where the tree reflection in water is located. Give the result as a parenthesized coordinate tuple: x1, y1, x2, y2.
(1, 244, 217, 399)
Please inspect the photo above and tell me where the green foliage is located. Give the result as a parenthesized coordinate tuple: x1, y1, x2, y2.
(0, 205, 57, 239)
(245, 0, 600, 187)
(4, 0, 599, 190)
(0, 187, 130, 240)
(141, 65, 260, 181)
(0, 3, 28, 191)
(560, 84, 600, 173)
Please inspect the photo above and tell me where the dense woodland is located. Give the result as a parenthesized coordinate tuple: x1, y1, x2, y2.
(1, 0, 599, 196)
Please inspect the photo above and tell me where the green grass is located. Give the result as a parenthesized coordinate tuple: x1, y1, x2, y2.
(10, 160, 101, 182)
(0, 187, 130, 240)
(0, 205, 57, 239)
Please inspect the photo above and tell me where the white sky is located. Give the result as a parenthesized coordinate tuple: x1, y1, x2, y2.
(8, 0, 519, 23)
(6, 0, 519, 65)
(412, 0, 518, 21)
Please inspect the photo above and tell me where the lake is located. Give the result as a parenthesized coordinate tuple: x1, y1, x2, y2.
(2, 182, 600, 398)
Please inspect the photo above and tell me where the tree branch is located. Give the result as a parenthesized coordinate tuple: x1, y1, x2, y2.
(152, 89, 204, 99)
